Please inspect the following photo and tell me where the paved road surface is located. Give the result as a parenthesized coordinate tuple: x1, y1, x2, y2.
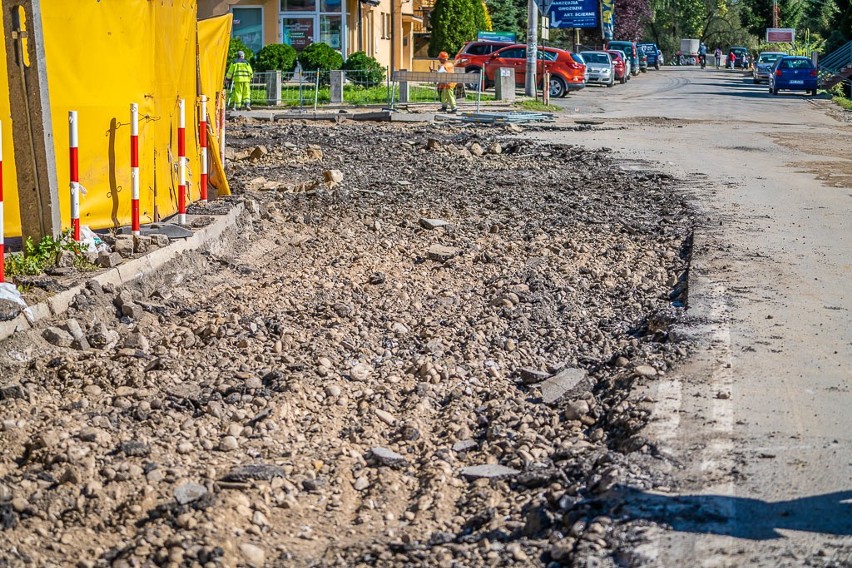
(538, 67, 852, 566)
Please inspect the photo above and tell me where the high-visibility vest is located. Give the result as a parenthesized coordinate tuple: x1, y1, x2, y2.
(437, 61, 456, 89)
(226, 60, 254, 83)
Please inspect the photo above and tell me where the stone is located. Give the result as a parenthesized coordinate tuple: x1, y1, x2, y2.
(350, 363, 372, 382)
(174, 482, 207, 505)
(56, 250, 77, 268)
(43, 327, 74, 348)
(0, 384, 27, 401)
(63, 319, 90, 350)
(519, 368, 550, 385)
(88, 323, 120, 349)
(323, 170, 344, 185)
(113, 235, 135, 258)
(540, 367, 589, 404)
(426, 138, 442, 151)
(151, 234, 170, 248)
(426, 244, 459, 262)
(250, 146, 269, 160)
(564, 399, 591, 420)
(460, 464, 520, 480)
(374, 408, 396, 425)
(221, 464, 285, 482)
(220, 436, 239, 451)
(239, 543, 265, 567)
(123, 332, 149, 352)
(97, 252, 123, 268)
(633, 365, 657, 377)
(133, 235, 153, 254)
(306, 147, 323, 160)
(452, 439, 477, 452)
(487, 142, 502, 155)
(353, 477, 370, 491)
(369, 447, 407, 467)
(368, 272, 386, 285)
(469, 142, 484, 157)
(121, 303, 144, 320)
(419, 218, 449, 230)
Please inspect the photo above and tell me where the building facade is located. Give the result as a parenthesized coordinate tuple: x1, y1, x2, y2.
(198, 0, 435, 71)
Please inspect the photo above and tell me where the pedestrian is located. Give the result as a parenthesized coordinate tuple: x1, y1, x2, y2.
(226, 51, 254, 111)
(714, 47, 722, 69)
(698, 42, 707, 68)
(728, 49, 736, 69)
(431, 51, 457, 114)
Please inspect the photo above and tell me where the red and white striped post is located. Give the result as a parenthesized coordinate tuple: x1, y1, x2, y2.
(178, 99, 187, 225)
(199, 95, 208, 203)
(130, 103, 140, 235)
(69, 111, 81, 241)
(0, 121, 4, 284)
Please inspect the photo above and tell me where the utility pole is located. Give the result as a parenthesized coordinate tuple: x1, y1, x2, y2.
(525, 0, 538, 96)
(772, 0, 778, 28)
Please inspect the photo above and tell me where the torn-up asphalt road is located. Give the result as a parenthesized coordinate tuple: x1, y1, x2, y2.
(0, 119, 694, 567)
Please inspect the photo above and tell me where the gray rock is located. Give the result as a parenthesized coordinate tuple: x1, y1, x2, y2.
(239, 542, 265, 567)
(374, 408, 396, 425)
(121, 303, 144, 320)
(519, 368, 550, 385)
(0, 298, 22, 321)
(353, 476, 370, 491)
(113, 235, 134, 258)
(150, 234, 170, 248)
(123, 332, 149, 352)
(469, 142, 484, 157)
(250, 146, 269, 160)
(88, 323, 120, 349)
(460, 464, 520, 479)
(323, 169, 344, 184)
(97, 252, 123, 268)
(369, 447, 407, 467)
(488, 142, 502, 155)
(56, 250, 77, 268)
(350, 363, 372, 382)
(0, 384, 27, 401)
(43, 326, 74, 348)
(174, 482, 207, 505)
(452, 439, 477, 452)
(63, 319, 90, 350)
(540, 367, 589, 404)
(221, 464, 285, 482)
(633, 365, 657, 377)
(419, 218, 449, 230)
(426, 244, 459, 262)
(133, 235, 153, 254)
(564, 399, 591, 420)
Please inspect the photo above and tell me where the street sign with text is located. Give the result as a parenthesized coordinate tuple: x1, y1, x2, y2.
(548, 0, 598, 29)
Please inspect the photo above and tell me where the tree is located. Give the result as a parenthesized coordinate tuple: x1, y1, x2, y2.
(615, 0, 652, 41)
(254, 44, 298, 72)
(486, 0, 520, 36)
(430, 0, 478, 56)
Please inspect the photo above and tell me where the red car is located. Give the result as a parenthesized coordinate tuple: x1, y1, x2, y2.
(606, 49, 630, 84)
(454, 41, 514, 87)
(483, 44, 586, 97)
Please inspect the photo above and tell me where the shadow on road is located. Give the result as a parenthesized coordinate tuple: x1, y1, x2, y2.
(608, 485, 852, 540)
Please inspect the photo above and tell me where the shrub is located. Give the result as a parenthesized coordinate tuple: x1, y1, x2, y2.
(429, 0, 477, 57)
(298, 42, 344, 72)
(228, 37, 254, 64)
(254, 43, 298, 72)
(342, 51, 385, 86)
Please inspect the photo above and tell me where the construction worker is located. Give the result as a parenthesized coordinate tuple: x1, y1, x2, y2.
(226, 51, 254, 111)
(431, 51, 457, 114)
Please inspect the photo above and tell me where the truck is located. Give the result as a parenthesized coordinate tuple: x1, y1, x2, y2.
(677, 39, 700, 65)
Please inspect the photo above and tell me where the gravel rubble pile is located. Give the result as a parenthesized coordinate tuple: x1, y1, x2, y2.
(0, 119, 694, 567)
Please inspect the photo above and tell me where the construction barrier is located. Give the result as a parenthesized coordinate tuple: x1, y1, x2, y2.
(1, 3, 231, 238)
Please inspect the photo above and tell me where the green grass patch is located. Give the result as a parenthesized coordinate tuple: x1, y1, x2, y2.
(832, 96, 852, 110)
(247, 84, 498, 107)
(514, 100, 562, 112)
(4, 230, 96, 280)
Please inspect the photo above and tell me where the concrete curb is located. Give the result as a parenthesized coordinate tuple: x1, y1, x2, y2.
(0, 203, 244, 343)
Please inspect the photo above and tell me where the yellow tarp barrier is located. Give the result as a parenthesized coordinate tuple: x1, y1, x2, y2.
(1, 2, 231, 237)
(198, 14, 233, 197)
(39, 0, 200, 232)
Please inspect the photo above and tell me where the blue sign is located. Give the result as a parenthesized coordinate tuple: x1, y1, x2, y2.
(549, 0, 598, 29)
(478, 31, 517, 42)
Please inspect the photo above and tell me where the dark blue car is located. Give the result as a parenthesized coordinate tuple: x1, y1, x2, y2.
(768, 56, 818, 96)
(637, 43, 662, 70)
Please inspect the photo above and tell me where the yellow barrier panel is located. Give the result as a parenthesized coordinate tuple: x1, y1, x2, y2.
(198, 14, 232, 197)
(0, 9, 22, 237)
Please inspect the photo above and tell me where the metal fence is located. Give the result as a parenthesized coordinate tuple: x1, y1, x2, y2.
(236, 69, 491, 110)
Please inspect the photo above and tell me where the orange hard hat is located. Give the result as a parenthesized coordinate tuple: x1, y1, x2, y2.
(438, 51, 449, 60)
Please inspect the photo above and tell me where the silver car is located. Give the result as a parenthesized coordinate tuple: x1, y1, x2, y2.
(753, 51, 786, 83)
(579, 51, 614, 87)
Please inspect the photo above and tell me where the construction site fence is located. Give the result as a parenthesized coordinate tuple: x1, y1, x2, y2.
(242, 69, 490, 109)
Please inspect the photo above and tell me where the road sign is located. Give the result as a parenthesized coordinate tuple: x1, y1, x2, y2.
(766, 28, 795, 43)
(548, 0, 598, 29)
(477, 31, 517, 43)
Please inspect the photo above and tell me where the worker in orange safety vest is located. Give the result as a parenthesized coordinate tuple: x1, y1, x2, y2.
(431, 51, 457, 114)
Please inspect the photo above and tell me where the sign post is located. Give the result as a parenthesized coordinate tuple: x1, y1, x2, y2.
(766, 28, 795, 43)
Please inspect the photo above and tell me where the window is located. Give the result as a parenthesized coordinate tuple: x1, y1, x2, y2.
(232, 7, 264, 54)
(320, 15, 342, 50)
(497, 48, 525, 59)
(282, 17, 315, 50)
(538, 49, 558, 61)
(282, 0, 316, 10)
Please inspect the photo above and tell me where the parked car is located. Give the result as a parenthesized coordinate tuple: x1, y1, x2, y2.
(607, 41, 639, 75)
(637, 42, 663, 69)
(753, 51, 786, 83)
(571, 52, 590, 83)
(483, 44, 586, 97)
(606, 49, 630, 83)
(579, 51, 614, 87)
(727, 46, 750, 69)
(768, 56, 818, 95)
(638, 52, 649, 72)
(454, 40, 513, 87)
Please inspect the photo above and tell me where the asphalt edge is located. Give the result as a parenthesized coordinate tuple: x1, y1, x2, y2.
(0, 203, 244, 343)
